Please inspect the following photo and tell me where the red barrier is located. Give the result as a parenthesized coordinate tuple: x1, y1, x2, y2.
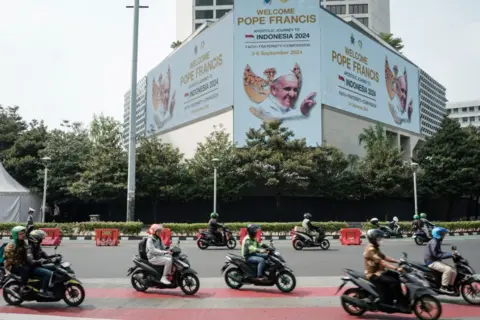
(95, 229, 120, 246)
(40, 228, 61, 246)
(239, 228, 262, 244)
(160, 228, 172, 247)
(339, 228, 362, 245)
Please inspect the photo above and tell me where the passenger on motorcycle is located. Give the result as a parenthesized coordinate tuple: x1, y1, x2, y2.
(4, 226, 30, 284)
(302, 213, 324, 243)
(411, 214, 424, 232)
(241, 224, 269, 280)
(364, 229, 407, 309)
(146, 224, 173, 285)
(424, 227, 457, 294)
(208, 212, 223, 243)
(26, 230, 55, 298)
(420, 213, 434, 238)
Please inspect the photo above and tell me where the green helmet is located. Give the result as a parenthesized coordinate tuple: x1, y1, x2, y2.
(420, 213, 427, 219)
(210, 212, 218, 219)
(11, 226, 26, 240)
(413, 214, 420, 220)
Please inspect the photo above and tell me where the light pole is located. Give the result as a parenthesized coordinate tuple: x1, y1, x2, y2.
(411, 162, 419, 215)
(212, 158, 220, 213)
(125, 0, 148, 222)
(41, 156, 51, 223)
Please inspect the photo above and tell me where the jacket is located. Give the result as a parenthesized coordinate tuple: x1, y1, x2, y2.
(363, 243, 386, 279)
(421, 218, 435, 228)
(146, 235, 169, 260)
(208, 218, 220, 232)
(424, 238, 451, 265)
(3, 240, 28, 272)
(27, 243, 49, 266)
(241, 235, 266, 258)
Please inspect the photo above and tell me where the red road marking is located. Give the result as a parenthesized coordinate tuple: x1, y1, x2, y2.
(0, 305, 479, 319)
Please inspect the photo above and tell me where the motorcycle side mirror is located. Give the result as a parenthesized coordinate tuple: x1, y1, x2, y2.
(402, 252, 408, 259)
(451, 245, 457, 251)
(177, 239, 181, 246)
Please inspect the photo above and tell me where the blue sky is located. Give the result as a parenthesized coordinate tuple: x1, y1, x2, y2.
(0, 0, 478, 129)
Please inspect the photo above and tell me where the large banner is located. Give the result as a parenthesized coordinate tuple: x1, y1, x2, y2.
(320, 11, 420, 133)
(233, 0, 322, 147)
(145, 13, 234, 135)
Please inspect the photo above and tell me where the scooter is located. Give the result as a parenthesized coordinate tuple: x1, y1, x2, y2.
(387, 221, 402, 236)
(196, 226, 236, 250)
(291, 230, 330, 250)
(221, 240, 296, 293)
(337, 266, 442, 320)
(412, 229, 431, 245)
(399, 247, 480, 305)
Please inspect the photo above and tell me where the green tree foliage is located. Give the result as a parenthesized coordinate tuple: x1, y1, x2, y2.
(170, 40, 182, 49)
(0, 105, 27, 157)
(379, 32, 405, 52)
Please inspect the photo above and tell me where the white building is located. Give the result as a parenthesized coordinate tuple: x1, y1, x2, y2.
(122, 76, 148, 148)
(175, 0, 390, 42)
(419, 69, 448, 136)
(446, 100, 480, 128)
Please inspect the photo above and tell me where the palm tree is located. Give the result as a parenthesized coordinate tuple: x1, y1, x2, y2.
(379, 33, 404, 52)
(170, 41, 182, 50)
(358, 123, 391, 151)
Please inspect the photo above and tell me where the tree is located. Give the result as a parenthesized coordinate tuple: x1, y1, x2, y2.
(69, 115, 127, 202)
(170, 40, 182, 50)
(237, 121, 313, 205)
(0, 105, 27, 158)
(187, 126, 246, 201)
(379, 32, 404, 52)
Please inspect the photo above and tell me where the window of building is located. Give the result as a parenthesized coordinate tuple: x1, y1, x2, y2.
(216, 0, 234, 5)
(196, 0, 213, 6)
(349, 4, 368, 14)
(477, 116, 480, 121)
(462, 117, 468, 122)
(462, 107, 467, 112)
(469, 106, 475, 111)
(195, 23, 203, 30)
(446, 109, 451, 114)
(470, 116, 476, 121)
(326, 5, 346, 15)
(195, 10, 214, 19)
(216, 9, 231, 18)
(453, 108, 458, 112)
(357, 17, 369, 27)
(477, 106, 480, 111)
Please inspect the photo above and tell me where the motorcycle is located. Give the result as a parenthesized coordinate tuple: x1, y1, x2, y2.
(221, 240, 296, 293)
(197, 226, 236, 250)
(127, 239, 200, 295)
(412, 229, 431, 245)
(399, 246, 480, 305)
(291, 230, 330, 251)
(337, 266, 442, 320)
(2, 246, 85, 307)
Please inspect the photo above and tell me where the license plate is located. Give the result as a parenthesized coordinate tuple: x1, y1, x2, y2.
(335, 281, 347, 295)
(221, 263, 229, 274)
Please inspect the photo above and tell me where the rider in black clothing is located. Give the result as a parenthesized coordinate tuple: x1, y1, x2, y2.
(208, 212, 223, 243)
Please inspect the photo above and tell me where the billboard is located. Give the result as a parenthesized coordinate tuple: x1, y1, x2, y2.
(145, 13, 234, 135)
(320, 11, 420, 133)
(233, 0, 322, 147)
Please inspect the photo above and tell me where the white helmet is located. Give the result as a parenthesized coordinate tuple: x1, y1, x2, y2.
(393, 216, 399, 222)
(370, 217, 379, 225)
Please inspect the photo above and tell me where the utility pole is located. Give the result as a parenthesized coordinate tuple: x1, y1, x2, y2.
(126, 0, 148, 221)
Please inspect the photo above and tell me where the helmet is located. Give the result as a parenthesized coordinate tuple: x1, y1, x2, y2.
(366, 229, 385, 246)
(413, 214, 420, 220)
(11, 226, 26, 240)
(28, 208, 35, 213)
(210, 212, 218, 219)
(247, 224, 260, 238)
(370, 217, 379, 225)
(420, 213, 427, 219)
(29, 229, 46, 244)
(432, 227, 448, 240)
(304, 213, 312, 219)
(393, 216, 399, 222)
(149, 224, 163, 235)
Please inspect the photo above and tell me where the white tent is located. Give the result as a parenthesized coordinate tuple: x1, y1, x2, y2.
(0, 162, 41, 222)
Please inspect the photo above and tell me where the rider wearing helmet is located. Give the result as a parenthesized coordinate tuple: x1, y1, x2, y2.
(411, 214, 423, 231)
(27, 208, 35, 228)
(3, 226, 30, 283)
(146, 224, 173, 285)
(208, 212, 223, 243)
(26, 230, 55, 298)
(302, 213, 324, 243)
(241, 224, 269, 280)
(364, 229, 407, 309)
(420, 213, 434, 238)
(424, 227, 456, 294)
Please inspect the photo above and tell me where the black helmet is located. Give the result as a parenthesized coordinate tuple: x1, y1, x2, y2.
(366, 229, 385, 246)
(28, 229, 46, 244)
(247, 224, 260, 238)
(304, 213, 312, 219)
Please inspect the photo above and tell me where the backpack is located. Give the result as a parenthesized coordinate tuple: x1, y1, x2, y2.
(138, 237, 148, 260)
(0, 243, 7, 264)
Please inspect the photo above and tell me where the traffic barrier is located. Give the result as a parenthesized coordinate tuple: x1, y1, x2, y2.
(339, 228, 362, 245)
(40, 228, 61, 246)
(239, 228, 263, 244)
(95, 229, 120, 246)
(160, 228, 172, 247)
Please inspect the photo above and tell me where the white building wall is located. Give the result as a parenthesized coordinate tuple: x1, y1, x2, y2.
(447, 100, 480, 128)
(176, 0, 194, 42)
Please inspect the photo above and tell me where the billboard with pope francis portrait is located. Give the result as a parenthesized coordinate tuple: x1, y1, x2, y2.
(233, 0, 322, 147)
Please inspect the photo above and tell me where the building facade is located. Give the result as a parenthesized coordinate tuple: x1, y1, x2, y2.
(446, 100, 480, 128)
(122, 76, 148, 148)
(419, 69, 448, 136)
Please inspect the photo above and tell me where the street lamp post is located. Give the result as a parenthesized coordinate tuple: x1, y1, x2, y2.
(41, 156, 51, 223)
(212, 158, 220, 213)
(411, 162, 419, 215)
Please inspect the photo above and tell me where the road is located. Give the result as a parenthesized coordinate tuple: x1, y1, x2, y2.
(0, 237, 479, 319)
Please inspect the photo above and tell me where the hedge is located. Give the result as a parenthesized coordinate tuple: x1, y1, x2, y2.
(361, 221, 480, 233)
(0, 222, 143, 236)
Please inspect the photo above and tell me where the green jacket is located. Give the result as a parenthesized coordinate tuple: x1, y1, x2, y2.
(241, 235, 266, 258)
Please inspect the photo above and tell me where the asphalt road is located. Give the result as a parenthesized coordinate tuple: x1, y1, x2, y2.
(49, 236, 480, 279)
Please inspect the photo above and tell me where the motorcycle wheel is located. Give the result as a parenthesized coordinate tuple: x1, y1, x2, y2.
(340, 288, 367, 316)
(226, 239, 237, 250)
(413, 294, 442, 320)
(461, 280, 480, 305)
(2, 281, 24, 306)
(320, 239, 330, 250)
(224, 267, 243, 289)
(292, 239, 304, 250)
(179, 272, 200, 295)
(131, 270, 149, 292)
(275, 270, 296, 293)
(415, 237, 424, 245)
(196, 239, 209, 250)
(63, 283, 85, 307)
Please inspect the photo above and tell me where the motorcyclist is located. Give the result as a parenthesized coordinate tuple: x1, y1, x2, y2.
(370, 217, 380, 227)
(26, 230, 55, 298)
(302, 213, 325, 243)
(420, 213, 434, 238)
(411, 214, 424, 232)
(424, 227, 457, 294)
(27, 208, 35, 229)
(363, 229, 408, 309)
(146, 224, 173, 285)
(208, 212, 223, 243)
(3, 226, 30, 284)
(241, 224, 269, 280)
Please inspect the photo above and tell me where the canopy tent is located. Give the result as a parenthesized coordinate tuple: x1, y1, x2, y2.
(0, 162, 41, 222)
